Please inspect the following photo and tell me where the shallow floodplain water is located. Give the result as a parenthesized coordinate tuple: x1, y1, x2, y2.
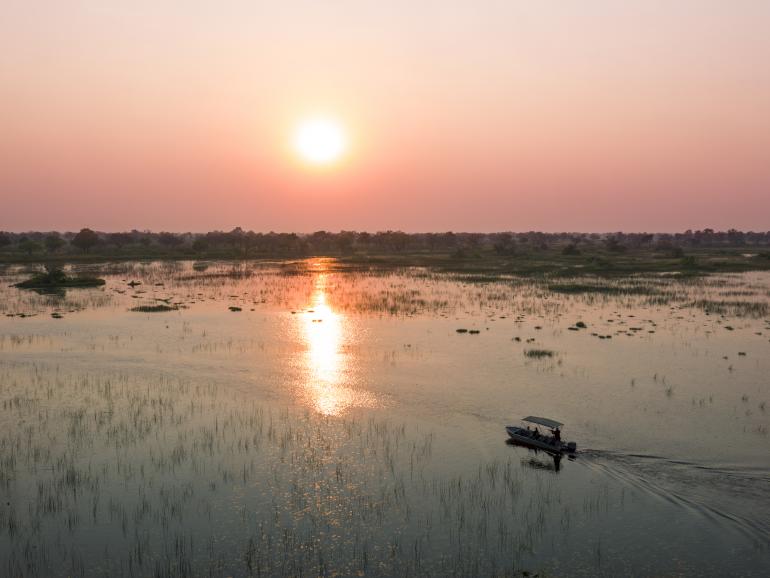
(0, 260, 768, 577)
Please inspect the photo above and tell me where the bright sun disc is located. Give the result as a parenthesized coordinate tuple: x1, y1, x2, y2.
(294, 118, 346, 165)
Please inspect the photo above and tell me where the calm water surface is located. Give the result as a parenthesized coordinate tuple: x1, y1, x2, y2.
(0, 260, 768, 576)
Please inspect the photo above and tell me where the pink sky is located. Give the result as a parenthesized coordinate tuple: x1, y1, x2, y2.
(2, 1, 769, 232)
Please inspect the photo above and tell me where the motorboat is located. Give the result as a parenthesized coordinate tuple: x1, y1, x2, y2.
(505, 416, 577, 454)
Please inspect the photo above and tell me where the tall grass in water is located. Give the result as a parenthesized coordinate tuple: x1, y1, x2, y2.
(0, 361, 570, 577)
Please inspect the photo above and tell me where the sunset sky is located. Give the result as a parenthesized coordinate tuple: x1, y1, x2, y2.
(2, 1, 769, 233)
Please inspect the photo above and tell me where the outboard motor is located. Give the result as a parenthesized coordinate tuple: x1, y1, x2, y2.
(566, 442, 577, 453)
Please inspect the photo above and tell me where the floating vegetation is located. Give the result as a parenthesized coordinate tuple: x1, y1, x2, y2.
(547, 282, 657, 296)
(687, 299, 769, 318)
(524, 349, 555, 358)
(130, 304, 177, 313)
(13, 264, 105, 289)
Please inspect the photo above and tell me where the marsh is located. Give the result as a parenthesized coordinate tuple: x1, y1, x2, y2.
(1, 259, 768, 576)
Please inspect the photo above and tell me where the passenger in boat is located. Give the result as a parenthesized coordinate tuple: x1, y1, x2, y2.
(553, 428, 561, 443)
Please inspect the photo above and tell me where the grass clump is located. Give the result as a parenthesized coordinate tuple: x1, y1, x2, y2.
(524, 349, 555, 358)
(130, 304, 177, 313)
(547, 282, 656, 296)
(14, 264, 105, 289)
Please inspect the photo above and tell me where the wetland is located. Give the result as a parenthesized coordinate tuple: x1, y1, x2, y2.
(1, 259, 769, 576)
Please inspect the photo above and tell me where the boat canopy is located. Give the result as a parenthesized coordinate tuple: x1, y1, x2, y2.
(523, 416, 563, 429)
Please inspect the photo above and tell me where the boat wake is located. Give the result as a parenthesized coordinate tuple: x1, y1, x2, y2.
(579, 449, 770, 542)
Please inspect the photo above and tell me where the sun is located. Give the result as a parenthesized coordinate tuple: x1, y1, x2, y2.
(293, 118, 347, 165)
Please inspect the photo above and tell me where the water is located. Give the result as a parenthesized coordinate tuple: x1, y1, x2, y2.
(1, 259, 768, 576)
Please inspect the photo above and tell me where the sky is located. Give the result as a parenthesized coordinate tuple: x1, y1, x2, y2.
(1, 1, 769, 233)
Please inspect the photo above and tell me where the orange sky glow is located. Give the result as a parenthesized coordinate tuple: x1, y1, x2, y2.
(1, 1, 769, 232)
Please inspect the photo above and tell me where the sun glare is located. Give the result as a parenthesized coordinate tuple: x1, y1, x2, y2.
(293, 118, 346, 165)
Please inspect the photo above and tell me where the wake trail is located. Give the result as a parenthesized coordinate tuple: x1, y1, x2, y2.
(579, 448, 770, 542)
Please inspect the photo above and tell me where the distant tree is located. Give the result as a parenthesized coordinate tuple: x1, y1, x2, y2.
(490, 233, 516, 255)
(390, 231, 410, 252)
(562, 243, 581, 256)
(604, 236, 627, 253)
(42, 263, 67, 283)
(492, 233, 516, 255)
(522, 232, 548, 250)
(18, 239, 43, 255)
(44, 233, 66, 253)
(191, 237, 209, 254)
(336, 231, 357, 254)
(440, 232, 457, 250)
(71, 228, 100, 253)
(308, 230, 333, 254)
(638, 233, 654, 247)
(158, 232, 183, 249)
(727, 229, 745, 246)
(0, 233, 11, 249)
(107, 232, 133, 249)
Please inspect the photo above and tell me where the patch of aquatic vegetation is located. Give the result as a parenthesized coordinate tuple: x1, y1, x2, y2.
(540, 274, 770, 319)
(0, 266, 111, 316)
(547, 281, 658, 296)
(686, 299, 769, 318)
(130, 304, 178, 313)
(0, 362, 570, 577)
(0, 334, 55, 351)
(2, 260, 769, 320)
(174, 262, 262, 281)
(524, 349, 556, 358)
(14, 264, 104, 290)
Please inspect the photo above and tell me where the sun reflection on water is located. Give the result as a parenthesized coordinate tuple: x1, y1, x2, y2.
(299, 263, 376, 416)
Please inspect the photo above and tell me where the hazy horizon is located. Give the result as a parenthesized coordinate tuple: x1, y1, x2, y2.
(3, 1, 769, 232)
(2, 227, 767, 236)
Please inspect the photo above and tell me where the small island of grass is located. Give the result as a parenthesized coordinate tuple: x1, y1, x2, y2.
(130, 304, 178, 313)
(14, 265, 105, 289)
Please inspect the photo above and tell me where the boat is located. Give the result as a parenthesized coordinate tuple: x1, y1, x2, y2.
(505, 416, 577, 454)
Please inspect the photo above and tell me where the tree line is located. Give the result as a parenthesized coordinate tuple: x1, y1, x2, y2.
(1, 228, 769, 258)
